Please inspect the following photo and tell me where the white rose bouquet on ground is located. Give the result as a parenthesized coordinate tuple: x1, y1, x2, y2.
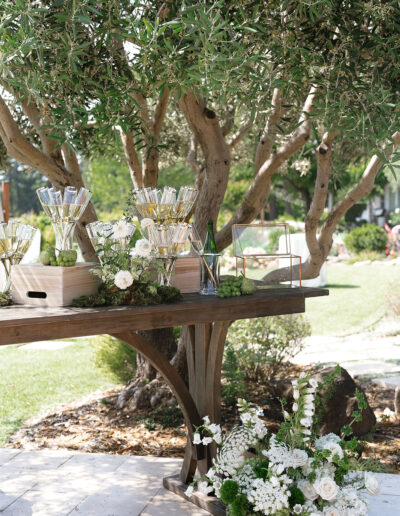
(187, 373, 379, 516)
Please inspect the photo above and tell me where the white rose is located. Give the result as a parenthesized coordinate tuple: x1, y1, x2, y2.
(315, 477, 339, 501)
(135, 238, 152, 257)
(364, 473, 380, 496)
(114, 270, 133, 290)
(298, 480, 318, 501)
(293, 504, 303, 514)
(112, 219, 132, 239)
(324, 442, 344, 462)
(193, 433, 201, 445)
(292, 448, 308, 467)
(323, 508, 341, 516)
(184, 485, 194, 497)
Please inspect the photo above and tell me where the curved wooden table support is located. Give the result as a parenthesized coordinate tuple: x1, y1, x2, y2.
(0, 288, 329, 514)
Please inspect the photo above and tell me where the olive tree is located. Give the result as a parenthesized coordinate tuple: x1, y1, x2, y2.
(1, 0, 400, 408)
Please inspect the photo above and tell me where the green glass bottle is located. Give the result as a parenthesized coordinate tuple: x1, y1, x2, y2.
(203, 221, 218, 254)
(200, 220, 220, 295)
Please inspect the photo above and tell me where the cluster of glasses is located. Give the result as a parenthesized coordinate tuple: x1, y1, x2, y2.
(0, 221, 36, 292)
(36, 186, 92, 251)
(134, 186, 198, 223)
(146, 223, 193, 258)
(86, 220, 137, 263)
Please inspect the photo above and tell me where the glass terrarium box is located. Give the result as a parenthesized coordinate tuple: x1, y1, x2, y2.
(232, 223, 302, 288)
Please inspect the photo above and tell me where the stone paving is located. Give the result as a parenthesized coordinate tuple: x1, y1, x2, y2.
(0, 448, 399, 515)
(296, 320, 400, 381)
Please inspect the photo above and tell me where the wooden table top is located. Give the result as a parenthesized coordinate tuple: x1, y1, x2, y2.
(0, 287, 328, 346)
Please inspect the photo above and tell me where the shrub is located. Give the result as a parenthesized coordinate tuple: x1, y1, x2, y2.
(344, 224, 388, 254)
(222, 346, 247, 405)
(93, 335, 136, 383)
(225, 314, 311, 382)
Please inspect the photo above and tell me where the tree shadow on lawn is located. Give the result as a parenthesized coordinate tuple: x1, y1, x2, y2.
(324, 284, 360, 289)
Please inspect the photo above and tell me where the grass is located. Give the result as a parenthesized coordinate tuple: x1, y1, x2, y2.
(0, 339, 126, 446)
(305, 263, 400, 336)
(346, 250, 386, 264)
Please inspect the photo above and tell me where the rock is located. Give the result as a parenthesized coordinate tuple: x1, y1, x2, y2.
(395, 385, 400, 419)
(272, 366, 376, 437)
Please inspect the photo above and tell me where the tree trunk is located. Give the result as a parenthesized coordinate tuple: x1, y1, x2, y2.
(116, 327, 179, 410)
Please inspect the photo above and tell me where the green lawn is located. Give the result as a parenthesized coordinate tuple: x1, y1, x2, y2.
(305, 263, 400, 336)
(0, 339, 123, 446)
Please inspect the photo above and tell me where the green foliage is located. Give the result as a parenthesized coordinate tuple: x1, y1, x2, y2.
(220, 480, 239, 504)
(2, 162, 49, 216)
(288, 486, 306, 508)
(389, 209, 400, 227)
(222, 346, 246, 405)
(231, 494, 248, 516)
(83, 159, 133, 212)
(19, 212, 54, 249)
(72, 281, 182, 308)
(344, 224, 388, 253)
(93, 335, 136, 384)
(0, 292, 11, 306)
(226, 315, 311, 381)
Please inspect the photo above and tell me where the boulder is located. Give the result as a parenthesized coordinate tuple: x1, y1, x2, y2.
(272, 366, 376, 437)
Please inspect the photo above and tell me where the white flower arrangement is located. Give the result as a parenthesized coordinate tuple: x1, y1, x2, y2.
(185, 374, 379, 516)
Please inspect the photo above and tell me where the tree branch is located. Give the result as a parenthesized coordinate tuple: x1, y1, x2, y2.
(228, 121, 253, 150)
(216, 87, 317, 250)
(305, 130, 339, 259)
(319, 131, 400, 255)
(119, 129, 143, 188)
(153, 88, 170, 139)
(254, 88, 283, 173)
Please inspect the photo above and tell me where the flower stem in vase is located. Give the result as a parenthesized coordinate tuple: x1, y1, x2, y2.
(157, 257, 177, 286)
(52, 221, 76, 252)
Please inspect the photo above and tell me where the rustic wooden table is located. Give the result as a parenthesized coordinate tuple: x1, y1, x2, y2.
(0, 287, 328, 514)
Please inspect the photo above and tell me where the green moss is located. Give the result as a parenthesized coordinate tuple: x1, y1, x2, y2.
(72, 281, 182, 307)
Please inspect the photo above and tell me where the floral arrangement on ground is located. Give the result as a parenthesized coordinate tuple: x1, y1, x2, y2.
(186, 373, 380, 516)
(73, 218, 182, 307)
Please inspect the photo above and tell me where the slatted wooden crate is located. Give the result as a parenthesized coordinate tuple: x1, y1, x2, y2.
(171, 256, 200, 293)
(11, 263, 101, 307)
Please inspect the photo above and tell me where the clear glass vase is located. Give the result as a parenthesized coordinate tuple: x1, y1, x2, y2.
(199, 253, 220, 295)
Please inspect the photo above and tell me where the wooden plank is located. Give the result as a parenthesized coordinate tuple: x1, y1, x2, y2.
(163, 475, 226, 516)
(0, 288, 327, 346)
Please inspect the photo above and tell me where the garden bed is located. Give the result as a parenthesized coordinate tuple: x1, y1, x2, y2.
(6, 363, 400, 473)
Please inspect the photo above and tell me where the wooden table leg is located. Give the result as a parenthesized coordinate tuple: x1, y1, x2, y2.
(114, 325, 229, 515)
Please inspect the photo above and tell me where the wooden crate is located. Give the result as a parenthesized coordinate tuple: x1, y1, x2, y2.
(11, 263, 101, 307)
(171, 256, 200, 293)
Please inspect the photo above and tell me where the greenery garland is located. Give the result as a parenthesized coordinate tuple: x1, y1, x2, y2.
(72, 281, 182, 308)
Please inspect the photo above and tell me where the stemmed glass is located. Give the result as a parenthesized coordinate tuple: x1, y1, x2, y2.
(134, 186, 198, 223)
(147, 223, 192, 285)
(0, 221, 36, 292)
(86, 220, 137, 264)
(37, 186, 92, 252)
